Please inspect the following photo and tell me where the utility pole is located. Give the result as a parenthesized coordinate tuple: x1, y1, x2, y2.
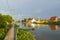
(6, 0, 16, 40)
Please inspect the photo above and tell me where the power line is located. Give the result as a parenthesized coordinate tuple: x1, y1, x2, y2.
(6, 0, 15, 15)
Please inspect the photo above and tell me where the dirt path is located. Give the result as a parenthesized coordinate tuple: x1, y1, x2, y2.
(4, 26, 14, 40)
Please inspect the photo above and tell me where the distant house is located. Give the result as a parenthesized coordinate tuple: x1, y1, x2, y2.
(26, 18, 36, 23)
(26, 18, 49, 24)
(49, 16, 58, 22)
(31, 18, 36, 23)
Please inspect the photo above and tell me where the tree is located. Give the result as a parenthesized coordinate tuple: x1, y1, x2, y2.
(0, 14, 14, 27)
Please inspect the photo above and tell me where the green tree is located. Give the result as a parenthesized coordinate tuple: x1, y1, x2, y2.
(0, 14, 14, 27)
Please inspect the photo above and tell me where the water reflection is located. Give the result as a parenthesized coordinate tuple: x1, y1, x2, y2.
(50, 25, 58, 31)
(22, 23, 60, 31)
(19, 23, 60, 40)
(24, 23, 48, 27)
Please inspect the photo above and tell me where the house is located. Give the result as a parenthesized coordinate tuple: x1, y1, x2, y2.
(49, 16, 58, 22)
(26, 18, 36, 23)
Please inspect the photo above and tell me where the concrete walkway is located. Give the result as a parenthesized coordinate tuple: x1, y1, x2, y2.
(4, 26, 14, 40)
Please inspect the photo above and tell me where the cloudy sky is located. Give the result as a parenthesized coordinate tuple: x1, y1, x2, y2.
(0, 0, 60, 20)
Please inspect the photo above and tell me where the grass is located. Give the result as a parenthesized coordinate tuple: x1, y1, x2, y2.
(17, 29, 36, 40)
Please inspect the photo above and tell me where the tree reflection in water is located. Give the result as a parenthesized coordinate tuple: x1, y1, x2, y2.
(22, 23, 60, 31)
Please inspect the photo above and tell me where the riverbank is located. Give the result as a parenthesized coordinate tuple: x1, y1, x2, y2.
(17, 28, 36, 40)
(0, 28, 8, 40)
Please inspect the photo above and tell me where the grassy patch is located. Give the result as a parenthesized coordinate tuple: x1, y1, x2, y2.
(17, 29, 36, 40)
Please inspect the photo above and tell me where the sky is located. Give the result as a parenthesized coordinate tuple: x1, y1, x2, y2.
(0, 0, 60, 20)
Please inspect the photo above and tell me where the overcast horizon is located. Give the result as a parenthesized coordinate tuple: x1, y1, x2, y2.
(0, 0, 60, 20)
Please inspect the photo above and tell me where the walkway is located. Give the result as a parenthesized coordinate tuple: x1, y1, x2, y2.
(4, 25, 14, 40)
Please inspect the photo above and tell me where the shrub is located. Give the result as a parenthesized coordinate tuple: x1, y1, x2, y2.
(17, 29, 35, 40)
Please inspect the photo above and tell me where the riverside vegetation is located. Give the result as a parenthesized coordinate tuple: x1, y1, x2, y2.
(17, 28, 36, 40)
(0, 28, 8, 40)
(0, 14, 14, 40)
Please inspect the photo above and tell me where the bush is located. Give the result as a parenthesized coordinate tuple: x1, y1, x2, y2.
(17, 29, 35, 40)
(0, 28, 8, 40)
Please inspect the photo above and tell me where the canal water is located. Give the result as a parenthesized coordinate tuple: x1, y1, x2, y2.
(19, 23, 60, 40)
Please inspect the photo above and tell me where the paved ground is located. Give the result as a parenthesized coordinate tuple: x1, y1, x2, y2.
(4, 26, 14, 40)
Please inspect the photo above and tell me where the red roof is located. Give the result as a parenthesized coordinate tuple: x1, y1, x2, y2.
(50, 16, 58, 20)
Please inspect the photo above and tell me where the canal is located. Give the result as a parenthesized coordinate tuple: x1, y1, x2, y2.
(19, 23, 60, 40)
